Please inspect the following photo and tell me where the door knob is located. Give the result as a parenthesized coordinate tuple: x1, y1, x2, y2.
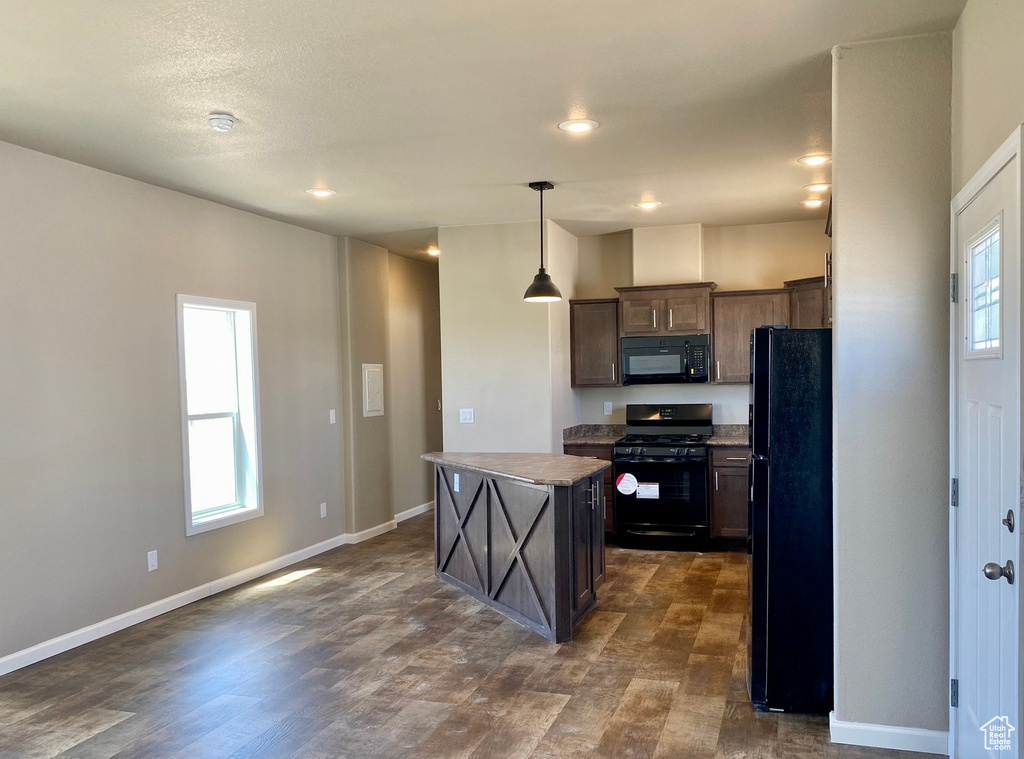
(983, 560, 1015, 584)
(1003, 509, 1015, 533)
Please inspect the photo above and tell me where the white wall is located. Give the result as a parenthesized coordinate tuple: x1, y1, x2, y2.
(387, 254, 442, 515)
(632, 224, 703, 285)
(0, 141, 345, 659)
(546, 222, 581, 452)
(953, 0, 1024, 193)
(703, 220, 829, 290)
(576, 232, 632, 299)
(338, 239, 393, 533)
(832, 34, 952, 733)
(438, 221, 578, 453)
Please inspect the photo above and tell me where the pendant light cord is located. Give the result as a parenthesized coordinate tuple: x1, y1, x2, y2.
(539, 188, 545, 269)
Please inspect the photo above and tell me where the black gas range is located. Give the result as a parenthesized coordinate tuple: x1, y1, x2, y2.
(613, 404, 712, 550)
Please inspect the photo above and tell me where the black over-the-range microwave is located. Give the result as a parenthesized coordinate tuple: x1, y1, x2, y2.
(620, 335, 711, 385)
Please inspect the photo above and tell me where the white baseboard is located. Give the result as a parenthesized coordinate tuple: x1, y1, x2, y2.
(395, 501, 434, 523)
(0, 518, 397, 678)
(830, 712, 949, 755)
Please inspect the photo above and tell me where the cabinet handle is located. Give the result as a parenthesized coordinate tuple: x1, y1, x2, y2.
(715, 471, 719, 491)
(716, 361, 721, 381)
(669, 308, 673, 330)
(726, 457, 746, 461)
(653, 308, 657, 329)
(611, 363, 616, 383)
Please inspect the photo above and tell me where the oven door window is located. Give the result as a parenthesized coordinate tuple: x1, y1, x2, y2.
(614, 460, 708, 529)
(626, 353, 681, 376)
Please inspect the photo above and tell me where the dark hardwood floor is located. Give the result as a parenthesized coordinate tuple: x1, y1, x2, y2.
(0, 514, 938, 759)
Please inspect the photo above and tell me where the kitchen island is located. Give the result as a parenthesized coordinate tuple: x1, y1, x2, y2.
(421, 452, 610, 643)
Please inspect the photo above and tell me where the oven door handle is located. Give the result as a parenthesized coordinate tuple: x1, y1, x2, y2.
(614, 457, 707, 464)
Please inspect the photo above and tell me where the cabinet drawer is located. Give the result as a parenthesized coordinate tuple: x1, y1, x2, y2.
(712, 448, 750, 467)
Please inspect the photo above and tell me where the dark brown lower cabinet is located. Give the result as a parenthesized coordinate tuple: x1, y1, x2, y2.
(562, 442, 615, 533)
(432, 462, 606, 643)
(711, 447, 750, 539)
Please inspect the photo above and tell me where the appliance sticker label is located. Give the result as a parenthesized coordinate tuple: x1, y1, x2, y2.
(637, 483, 660, 499)
(616, 472, 638, 495)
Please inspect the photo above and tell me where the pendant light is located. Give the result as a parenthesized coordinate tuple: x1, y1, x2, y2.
(523, 180, 562, 302)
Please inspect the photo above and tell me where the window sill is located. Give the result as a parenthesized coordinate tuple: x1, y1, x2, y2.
(186, 505, 263, 536)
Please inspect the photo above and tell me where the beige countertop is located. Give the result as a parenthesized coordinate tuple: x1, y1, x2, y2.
(708, 435, 750, 448)
(563, 435, 622, 446)
(421, 452, 610, 486)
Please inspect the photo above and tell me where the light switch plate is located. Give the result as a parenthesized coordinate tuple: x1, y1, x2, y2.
(147, 550, 158, 572)
(459, 408, 475, 424)
(329, 409, 336, 424)
(604, 402, 613, 415)
(454, 473, 460, 492)
(320, 503, 327, 518)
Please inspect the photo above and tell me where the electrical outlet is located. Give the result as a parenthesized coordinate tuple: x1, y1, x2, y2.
(454, 473, 460, 492)
(329, 409, 336, 424)
(459, 408, 474, 424)
(320, 502, 327, 518)
(147, 550, 158, 572)
(604, 401, 613, 415)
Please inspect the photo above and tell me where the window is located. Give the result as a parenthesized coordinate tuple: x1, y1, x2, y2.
(177, 295, 263, 535)
(968, 222, 1001, 355)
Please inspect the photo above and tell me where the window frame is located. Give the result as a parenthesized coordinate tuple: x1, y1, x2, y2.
(964, 213, 1003, 361)
(176, 294, 265, 536)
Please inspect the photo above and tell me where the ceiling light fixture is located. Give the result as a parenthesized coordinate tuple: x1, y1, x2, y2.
(804, 183, 831, 192)
(427, 246, 440, 256)
(305, 188, 336, 197)
(798, 154, 831, 166)
(523, 181, 562, 303)
(207, 113, 237, 132)
(635, 200, 663, 210)
(558, 119, 600, 134)
(802, 199, 824, 208)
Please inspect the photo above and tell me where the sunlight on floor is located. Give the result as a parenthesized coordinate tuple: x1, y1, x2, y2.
(255, 568, 321, 589)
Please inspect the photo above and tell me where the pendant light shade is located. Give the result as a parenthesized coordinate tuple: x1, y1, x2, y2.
(524, 181, 562, 303)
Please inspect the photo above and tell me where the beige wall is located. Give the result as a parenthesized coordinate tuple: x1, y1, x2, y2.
(832, 34, 951, 732)
(338, 239, 393, 533)
(0, 140, 345, 659)
(576, 232, 632, 299)
(703, 220, 829, 290)
(546, 222, 581, 452)
(632, 224, 703, 285)
(387, 254, 442, 515)
(438, 221, 579, 453)
(953, 0, 1024, 193)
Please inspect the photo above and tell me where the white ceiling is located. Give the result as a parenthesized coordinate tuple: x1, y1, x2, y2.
(0, 1, 965, 257)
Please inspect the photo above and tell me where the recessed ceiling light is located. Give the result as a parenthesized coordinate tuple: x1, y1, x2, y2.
(805, 183, 831, 192)
(305, 188, 336, 198)
(207, 113, 237, 132)
(427, 246, 440, 256)
(558, 119, 600, 134)
(635, 200, 663, 210)
(798, 154, 831, 166)
(802, 199, 825, 208)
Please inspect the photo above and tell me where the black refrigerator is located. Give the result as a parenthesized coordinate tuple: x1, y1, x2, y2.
(748, 326, 833, 714)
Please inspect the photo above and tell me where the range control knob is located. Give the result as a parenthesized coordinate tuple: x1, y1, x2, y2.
(671, 448, 680, 455)
(639, 447, 646, 455)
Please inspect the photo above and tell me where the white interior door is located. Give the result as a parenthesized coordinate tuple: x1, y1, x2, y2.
(952, 130, 1022, 758)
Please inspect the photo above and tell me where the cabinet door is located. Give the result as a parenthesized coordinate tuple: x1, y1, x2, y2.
(712, 466, 749, 538)
(712, 293, 790, 383)
(620, 298, 663, 335)
(570, 301, 619, 386)
(790, 286, 825, 329)
(562, 445, 615, 534)
(591, 476, 606, 588)
(571, 478, 595, 612)
(665, 294, 708, 333)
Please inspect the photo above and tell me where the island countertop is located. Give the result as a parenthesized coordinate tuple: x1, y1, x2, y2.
(421, 452, 610, 487)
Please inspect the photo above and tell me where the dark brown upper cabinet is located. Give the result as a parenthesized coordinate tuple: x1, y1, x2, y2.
(614, 283, 717, 337)
(711, 289, 790, 383)
(569, 298, 620, 387)
(785, 276, 831, 329)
